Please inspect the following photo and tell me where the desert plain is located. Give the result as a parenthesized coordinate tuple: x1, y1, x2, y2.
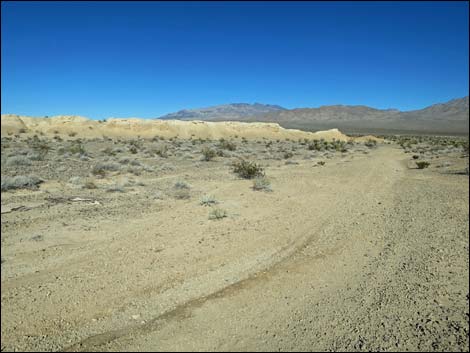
(1, 116, 469, 351)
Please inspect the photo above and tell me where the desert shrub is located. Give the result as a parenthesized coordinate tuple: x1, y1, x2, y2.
(68, 141, 86, 155)
(102, 147, 116, 156)
(18, 128, 27, 134)
(6, 155, 32, 166)
(83, 180, 97, 189)
(412, 155, 419, 160)
(154, 145, 168, 158)
(209, 208, 227, 220)
(127, 165, 142, 176)
(201, 147, 217, 161)
(68, 132, 77, 137)
(308, 141, 322, 151)
(141, 164, 155, 172)
(119, 157, 131, 164)
(92, 162, 121, 176)
(218, 138, 237, 151)
(159, 163, 175, 172)
(174, 180, 191, 189)
(436, 161, 452, 168)
(232, 159, 265, 179)
(1, 175, 43, 191)
(200, 195, 218, 206)
(68, 176, 83, 185)
(106, 184, 125, 193)
(128, 139, 142, 148)
(317, 161, 326, 166)
(365, 139, 377, 148)
(252, 177, 272, 191)
(31, 138, 51, 156)
(174, 189, 190, 200)
(283, 151, 294, 159)
(27, 152, 44, 161)
(416, 161, 430, 169)
(129, 145, 139, 154)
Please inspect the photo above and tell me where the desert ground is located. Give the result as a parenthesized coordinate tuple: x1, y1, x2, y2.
(1, 124, 469, 351)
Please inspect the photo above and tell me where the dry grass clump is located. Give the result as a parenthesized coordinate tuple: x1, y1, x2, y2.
(200, 195, 218, 206)
(209, 208, 227, 220)
(1, 175, 43, 191)
(252, 177, 272, 192)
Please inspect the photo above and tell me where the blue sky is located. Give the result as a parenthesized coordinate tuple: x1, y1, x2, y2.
(1, 1, 468, 119)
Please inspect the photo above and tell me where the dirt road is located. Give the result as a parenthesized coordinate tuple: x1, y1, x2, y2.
(1, 146, 468, 351)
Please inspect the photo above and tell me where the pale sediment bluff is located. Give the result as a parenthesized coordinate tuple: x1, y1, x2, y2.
(1, 114, 381, 142)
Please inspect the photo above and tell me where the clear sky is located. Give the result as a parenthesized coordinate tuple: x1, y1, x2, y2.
(1, 1, 469, 119)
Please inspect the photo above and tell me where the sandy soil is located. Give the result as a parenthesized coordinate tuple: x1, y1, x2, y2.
(1, 134, 469, 352)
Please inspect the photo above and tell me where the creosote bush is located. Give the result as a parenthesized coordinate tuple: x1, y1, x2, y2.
(218, 138, 237, 151)
(232, 159, 265, 179)
(416, 161, 430, 169)
(202, 147, 217, 161)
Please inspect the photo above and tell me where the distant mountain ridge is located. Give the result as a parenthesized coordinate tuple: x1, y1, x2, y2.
(158, 103, 286, 120)
(157, 97, 468, 135)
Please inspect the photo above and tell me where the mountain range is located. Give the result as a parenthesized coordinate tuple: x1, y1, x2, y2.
(158, 103, 286, 120)
(156, 97, 469, 135)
